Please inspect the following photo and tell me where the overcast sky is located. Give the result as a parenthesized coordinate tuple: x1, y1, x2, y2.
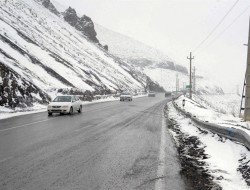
(52, 0, 250, 93)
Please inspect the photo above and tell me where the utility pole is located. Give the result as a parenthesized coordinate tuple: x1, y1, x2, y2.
(176, 73, 179, 91)
(244, 18, 250, 121)
(187, 52, 194, 99)
(193, 67, 196, 93)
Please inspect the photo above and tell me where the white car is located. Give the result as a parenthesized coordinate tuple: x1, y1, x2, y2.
(120, 92, 133, 101)
(47, 95, 82, 116)
(148, 91, 156, 97)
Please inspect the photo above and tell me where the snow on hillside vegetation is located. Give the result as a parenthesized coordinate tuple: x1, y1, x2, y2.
(0, 0, 145, 108)
(194, 94, 241, 117)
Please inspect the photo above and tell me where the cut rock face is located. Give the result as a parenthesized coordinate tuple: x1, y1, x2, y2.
(63, 7, 78, 27)
(63, 7, 99, 43)
(76, 15, 98, 43)
(42, 0, 60, 16)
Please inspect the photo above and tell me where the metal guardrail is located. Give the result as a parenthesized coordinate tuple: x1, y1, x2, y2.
(172, 100, 250, 150)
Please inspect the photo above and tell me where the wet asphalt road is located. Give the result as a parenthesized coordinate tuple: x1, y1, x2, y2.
(0, 94, 185, 190)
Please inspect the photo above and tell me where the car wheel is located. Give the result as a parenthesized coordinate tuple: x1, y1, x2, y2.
(48, 112, 52, 116)
(78, 105, 82, 113)
(69, 107, 73, 115)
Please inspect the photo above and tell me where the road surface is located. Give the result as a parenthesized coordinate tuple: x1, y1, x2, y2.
(0, 94, 185, 190)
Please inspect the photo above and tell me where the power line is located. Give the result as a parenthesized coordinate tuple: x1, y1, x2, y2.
(193, 0, 240, 52)
(197, 4, 250, 53)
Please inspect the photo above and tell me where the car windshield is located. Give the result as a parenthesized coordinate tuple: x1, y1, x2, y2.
(53, 96, 72, 102)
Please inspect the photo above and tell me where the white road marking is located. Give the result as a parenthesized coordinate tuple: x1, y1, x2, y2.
(0, 118, 56, 132)
(74, 125, 93, 132)
(0, 156, 13, 163)
(155, 111, 167, 190)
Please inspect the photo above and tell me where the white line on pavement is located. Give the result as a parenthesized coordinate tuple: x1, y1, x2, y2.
(155, 111, 167, 190)
(0, 118, 56, 132)
(74, 125, 93, 132)
(0, 156, 13, 163)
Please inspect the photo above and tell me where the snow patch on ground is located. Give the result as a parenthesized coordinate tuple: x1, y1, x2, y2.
(175, 94, 249, 135)
(168, 102, 250, 189)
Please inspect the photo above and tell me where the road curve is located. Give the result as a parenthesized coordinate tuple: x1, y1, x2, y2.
(0, 94, 185, 190)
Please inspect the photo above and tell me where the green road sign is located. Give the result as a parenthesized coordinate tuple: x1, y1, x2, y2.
(186, 85, 192, 89)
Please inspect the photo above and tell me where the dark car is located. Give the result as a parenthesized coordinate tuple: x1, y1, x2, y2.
(165, 91, 171, 97)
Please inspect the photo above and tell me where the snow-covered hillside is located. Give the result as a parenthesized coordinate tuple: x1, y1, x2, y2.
(96, 24, 223, 94)
(0, 0, 147, 108)
(194, 94, 241, 117)
(96, 24, 188, 73)
(96, 24, 171, 63)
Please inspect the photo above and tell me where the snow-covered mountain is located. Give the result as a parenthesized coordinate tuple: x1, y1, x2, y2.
(0, 0, 147, 108)
(95, 24, 223, 94)
(95, 24, 186, 72)
(0, 0, 223, 110)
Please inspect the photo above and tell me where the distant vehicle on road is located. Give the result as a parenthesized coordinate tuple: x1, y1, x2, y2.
(47, 95, 82, 116)
(165, 91, 171, 97)
(120, 92, 133, 101)
(148, 91, 156, 97)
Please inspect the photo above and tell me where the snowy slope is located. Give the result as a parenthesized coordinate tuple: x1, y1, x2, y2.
(0, 0, 144, 95)
(96, 24, 171, 63)
(95, 24, 184, 72)
(96, 24, 223, 94)
(194, 94, 241, 117)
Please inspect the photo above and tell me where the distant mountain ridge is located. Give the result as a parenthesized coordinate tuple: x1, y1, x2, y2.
(95, 24, 188, 74)
(95, 24, 223, 94)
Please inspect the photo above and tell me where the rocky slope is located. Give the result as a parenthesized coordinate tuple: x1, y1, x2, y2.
(42, 0, 60, 16)
(0, 0, 148, 108)
(63, 6, 99, 44)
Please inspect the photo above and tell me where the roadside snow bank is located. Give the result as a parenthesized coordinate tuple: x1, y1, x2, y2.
(0, 103, 47, 120)
(175, 95, 250, 136)
(167, 103, 250, 189)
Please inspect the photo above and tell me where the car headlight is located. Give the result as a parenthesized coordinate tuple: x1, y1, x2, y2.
(61, 105, 69, 108)
(48, 105, 52, 108)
